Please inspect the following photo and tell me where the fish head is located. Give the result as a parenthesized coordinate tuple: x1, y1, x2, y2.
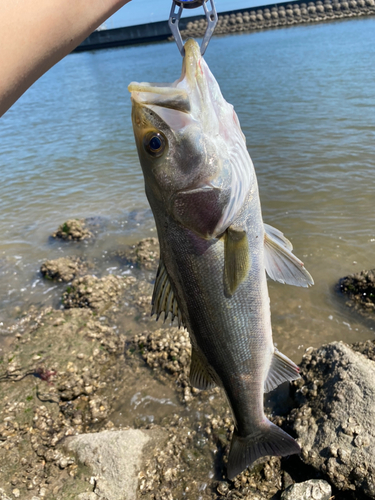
(129, 39, 254, 239)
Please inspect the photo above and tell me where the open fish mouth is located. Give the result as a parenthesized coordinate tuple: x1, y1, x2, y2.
(128, 83, 191, 114)
(128, 39, 212, 125)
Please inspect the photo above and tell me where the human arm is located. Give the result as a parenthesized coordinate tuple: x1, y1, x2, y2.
(0, 0, 132, 117)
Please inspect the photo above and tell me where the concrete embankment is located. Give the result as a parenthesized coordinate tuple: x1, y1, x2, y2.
(75, 0, 375, 52)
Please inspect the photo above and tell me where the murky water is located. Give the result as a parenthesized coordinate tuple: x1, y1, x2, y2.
(0, 17, 375, 363)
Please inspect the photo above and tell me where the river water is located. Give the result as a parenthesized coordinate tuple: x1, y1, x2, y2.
(0, 17, 374, 359)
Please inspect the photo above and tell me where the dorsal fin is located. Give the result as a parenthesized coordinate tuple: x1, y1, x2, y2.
(151, 261, 183, 328)
(264, 224, 314, 288)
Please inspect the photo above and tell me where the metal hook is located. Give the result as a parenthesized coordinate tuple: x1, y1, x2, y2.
(168, 0, 218, 57)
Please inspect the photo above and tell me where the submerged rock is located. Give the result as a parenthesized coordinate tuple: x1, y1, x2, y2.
(339, 268, 375, 315)
(52, 219, 93, 241)
(64, 429, 167, 500)
(116, 237, 160, 271)
(40, 256, 86, 282)
(281, 479, 332, 499)
(289, 341, 375, 498)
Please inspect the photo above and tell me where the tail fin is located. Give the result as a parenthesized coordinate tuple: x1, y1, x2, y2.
(227, 420, 300, 480)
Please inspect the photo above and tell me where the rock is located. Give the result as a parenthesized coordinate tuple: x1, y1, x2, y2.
(290, 341, 375, 498)
(338, 268, 375, 315)
(0, 489, 12, 500)
(40, 256, 86, 282)
(281, 480, 332, 499)
(52, 219, 93, 241)
(63, 274, 137, 312)
(78, 494, 99, 500)
(64, 429, 167, 500)
(128, 328, 193, 400)
(117, 237, 159, 271)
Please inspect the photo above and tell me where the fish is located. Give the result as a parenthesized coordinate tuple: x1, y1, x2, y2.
(128, 39, 313, 480)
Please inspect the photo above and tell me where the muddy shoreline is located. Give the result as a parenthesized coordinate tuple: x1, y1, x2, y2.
(0, 220, 374, 499)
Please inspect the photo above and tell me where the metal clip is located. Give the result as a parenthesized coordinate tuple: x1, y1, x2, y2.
(168, 0, 218, 57)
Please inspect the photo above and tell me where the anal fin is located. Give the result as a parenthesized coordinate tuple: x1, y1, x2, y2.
(224, 226, 250, 296)
(264, 348, 300, 393)
(189, 347, 217, 390)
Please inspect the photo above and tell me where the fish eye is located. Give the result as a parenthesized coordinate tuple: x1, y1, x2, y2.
(143, 132, 166, 158)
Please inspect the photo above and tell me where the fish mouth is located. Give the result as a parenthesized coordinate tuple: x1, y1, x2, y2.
(128, 39, 208, 129)
(128, 83, 191, 114)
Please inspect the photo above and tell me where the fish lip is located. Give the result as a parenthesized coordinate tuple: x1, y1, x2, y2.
(128, 83, 191, 114)
(128, 39, 203, 113)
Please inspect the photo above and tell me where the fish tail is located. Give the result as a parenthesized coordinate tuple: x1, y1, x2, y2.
(227, 419, 300, 480)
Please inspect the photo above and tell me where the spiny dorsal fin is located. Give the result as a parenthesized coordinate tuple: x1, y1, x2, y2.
(224, 226, 250, 296)
(189, 347, 217, 390)
(152, 261, 183, 328)
(264, 225, 314, 288)
(264, 348, 300, 393)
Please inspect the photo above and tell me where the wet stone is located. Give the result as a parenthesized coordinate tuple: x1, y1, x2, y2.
(117, 237, 160, 271)
(40, 256, 87, 282)
(51, 219, 93, 242)
(338, 268, 375, 317)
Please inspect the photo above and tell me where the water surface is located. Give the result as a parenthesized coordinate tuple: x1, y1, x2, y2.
(0, 17, 375, 359)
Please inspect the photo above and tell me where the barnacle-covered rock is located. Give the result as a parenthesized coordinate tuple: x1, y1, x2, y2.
(52, 219, 93, 241)
(338, 268, 375, 315)
(40, 256, 86, 282)
(289, 341, 375, 498)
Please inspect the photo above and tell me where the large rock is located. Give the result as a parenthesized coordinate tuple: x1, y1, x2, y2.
(290, 341, 375, 498)
(64, 429, 167, 500)
(281, 480, 332, 500)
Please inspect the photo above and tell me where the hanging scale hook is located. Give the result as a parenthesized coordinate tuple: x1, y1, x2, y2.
(169, 0, 218, 57)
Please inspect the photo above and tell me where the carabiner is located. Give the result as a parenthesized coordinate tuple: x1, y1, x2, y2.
(169, 0, 218, 57)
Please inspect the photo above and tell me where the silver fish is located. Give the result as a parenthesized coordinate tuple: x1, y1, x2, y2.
(128, 39, 313, 480)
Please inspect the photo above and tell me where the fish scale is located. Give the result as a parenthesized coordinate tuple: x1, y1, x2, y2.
(129, 38, 313, 479)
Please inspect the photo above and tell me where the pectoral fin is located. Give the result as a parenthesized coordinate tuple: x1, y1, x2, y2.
(224, 226, 250, 296)
(264, 348, 300, 393)
(264, 223, 293, 251)
(189, 347, 217, 390)
(264, 224, 314, 287)
(152, 261, 184, 328)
